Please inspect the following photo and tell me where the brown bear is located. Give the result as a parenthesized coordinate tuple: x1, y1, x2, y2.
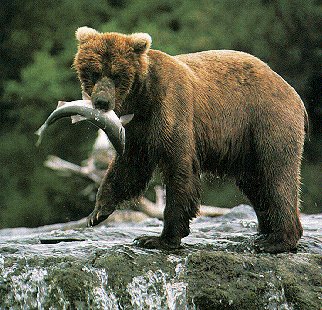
(73, 26, 307, 253)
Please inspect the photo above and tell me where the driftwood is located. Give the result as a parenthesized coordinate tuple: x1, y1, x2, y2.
(45, 155, 103, 183)
(45, 155, 230, 220)
(139, 186, 230, 219)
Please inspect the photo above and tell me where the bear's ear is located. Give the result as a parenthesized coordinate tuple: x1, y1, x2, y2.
(130, 33, 152, 54)
(75, 26, 99, 43)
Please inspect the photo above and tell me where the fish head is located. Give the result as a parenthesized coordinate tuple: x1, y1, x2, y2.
(73, 26, 151, 115)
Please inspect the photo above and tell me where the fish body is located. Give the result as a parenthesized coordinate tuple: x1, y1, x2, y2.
(57, 99, 92, 108)
(35, 100, 132, 154)
(57, 92, 92, 124)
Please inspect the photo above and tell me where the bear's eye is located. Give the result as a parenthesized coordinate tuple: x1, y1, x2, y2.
(91, 72, 101, 84)
(80, 72, 92, 84)
(112, 73, 122, 86)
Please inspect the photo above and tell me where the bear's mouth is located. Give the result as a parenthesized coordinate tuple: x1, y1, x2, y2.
(91, 77, 116, 111)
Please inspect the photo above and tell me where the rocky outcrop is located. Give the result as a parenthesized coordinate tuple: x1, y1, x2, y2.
(0, 205, 321, 309)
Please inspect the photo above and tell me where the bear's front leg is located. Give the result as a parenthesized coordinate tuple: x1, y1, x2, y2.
(87, 153, 155, 227)
(135, 161, 201, 250)
(86, 169, 116, 227)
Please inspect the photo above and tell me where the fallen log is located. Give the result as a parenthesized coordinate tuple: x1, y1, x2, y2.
(45, 155, 230, 219)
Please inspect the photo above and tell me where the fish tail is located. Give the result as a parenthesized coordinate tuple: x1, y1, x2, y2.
(35, 124, 47, 146)
(35, 138, 41, 147)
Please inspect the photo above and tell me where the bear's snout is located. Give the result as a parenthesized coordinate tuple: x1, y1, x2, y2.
(92, 77, 116, 111)
(93, 96, 112, 111)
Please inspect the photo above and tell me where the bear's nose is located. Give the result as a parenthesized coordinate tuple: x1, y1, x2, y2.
(94, 97, 109, 111)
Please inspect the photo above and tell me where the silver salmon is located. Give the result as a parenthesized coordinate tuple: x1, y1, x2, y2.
(35, 94, 133, 155)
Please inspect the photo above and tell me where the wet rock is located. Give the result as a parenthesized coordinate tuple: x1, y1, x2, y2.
(0, 205, 321, 309)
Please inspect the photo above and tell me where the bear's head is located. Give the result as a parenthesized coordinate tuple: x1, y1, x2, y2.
(73, 26, 152, 113)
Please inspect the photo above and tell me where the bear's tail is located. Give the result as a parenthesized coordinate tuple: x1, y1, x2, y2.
(304, 108, 310, 141)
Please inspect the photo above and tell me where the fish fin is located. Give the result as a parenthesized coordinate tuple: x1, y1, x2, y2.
(83, 100, 93, 108)
(71, 115, 87, 124)
(120, 114, 134, 126)
(82, 91, 91, 101)
(57, 101, 65, 108)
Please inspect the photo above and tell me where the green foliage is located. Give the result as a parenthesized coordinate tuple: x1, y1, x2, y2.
(201, 177, 249, 209)
(301, 163, 322, 214)
(0, 0, 320, 227)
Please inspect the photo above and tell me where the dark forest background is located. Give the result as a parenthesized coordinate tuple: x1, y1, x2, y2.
(0, 0, 321, 228)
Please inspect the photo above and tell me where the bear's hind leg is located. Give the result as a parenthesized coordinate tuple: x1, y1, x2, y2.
(237, 175, 271, 235)
(241, 117, 305, 253)
(245, 169, 303, 253)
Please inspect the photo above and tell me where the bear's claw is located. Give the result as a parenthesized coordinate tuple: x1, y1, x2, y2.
(254, 234, 298, 254)
(134, 235, 182, 250)
(86, 207, 114, 227)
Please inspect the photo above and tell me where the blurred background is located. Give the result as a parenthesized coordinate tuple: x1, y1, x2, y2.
(0, 0, 320, 228)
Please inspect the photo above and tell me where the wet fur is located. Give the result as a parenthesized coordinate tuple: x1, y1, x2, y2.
(74, 29, 306, 253)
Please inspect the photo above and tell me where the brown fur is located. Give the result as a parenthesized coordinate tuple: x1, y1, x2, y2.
(73, 27, 306, 253)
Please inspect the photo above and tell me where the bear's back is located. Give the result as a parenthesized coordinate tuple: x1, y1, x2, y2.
(173, 49, 303, 112)
(174, 50, 271, 83)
